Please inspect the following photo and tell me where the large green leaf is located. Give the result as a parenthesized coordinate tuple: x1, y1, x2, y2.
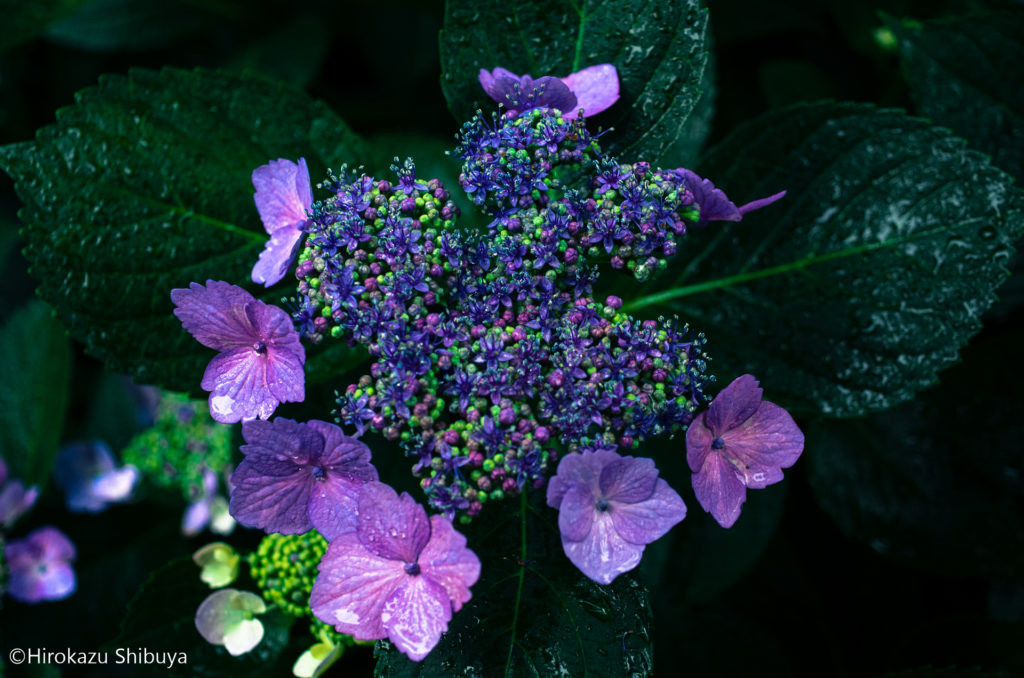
(0, 68, 369, 393)
(439, 0, 708, 164)
(110, 557, 294, 677)
(807, 331, 1024, 578)
(0, 0, 88, 50)
(0, 300, 71, 486)
(888, 10, 1024, 182)
(626, 102, 1024, 417)
(375, 492, 654, 677)
(45, 0, 216, 52)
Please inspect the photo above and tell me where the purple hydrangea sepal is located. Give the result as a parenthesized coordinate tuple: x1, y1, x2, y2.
(230, 418, 378, 538)
(676, 169, 786, 226)
(686, 374, 804, 528)
(478, 64, 619, 119)
(54, 440, 138, 513)
(171, 280, 305, 424)
(310, 481, 480, 661)
(251, 158, 313, 287)
(0, 478, 39, 528)
(4, 526, 77, 603)
(546, 449, 687, 585)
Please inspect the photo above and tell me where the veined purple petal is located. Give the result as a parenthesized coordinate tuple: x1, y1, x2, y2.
(738, 191, 787, 216)
(171, 281, 261, 351)
(678, 169, 786, 226)
(310, 532, 406, 640)
(305, 420, 378, 540)
(418, 515, 480, 613)
(718, 401, 804, 486)
(356, 482, 431, 563)
(252, 158, 313, 287)
(691, 452, 746, 529)
(609, 479, 687, 545)
(229, 418, 325, 534)
(203, 347, 278, 424)
(557, 483, 596, 543)
(598, 456, 658, 504)
(562, 513, 643, 585)
(381, 576, 452, 662)
(706, 374, 763, 436)
(546, 449, 619, 508)
(561, 64, 620, 119)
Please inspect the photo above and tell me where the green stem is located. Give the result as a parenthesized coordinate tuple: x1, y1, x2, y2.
(503, 491, 529, 677)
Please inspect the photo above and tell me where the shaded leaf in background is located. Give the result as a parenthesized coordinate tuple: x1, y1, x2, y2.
(874, 667, 1014, 678)
(0, 68, 369, 393)
(807, 331, 1024, 578)
(888, 10, 1024, 183)
(627, 102, 1024, 417)
(440, 0, 708, 164)
(225, 10, 332, 89)
(0, 0, 88, 51)
(45, 0, 217, 52)
(375, 493, 653, 678)
(0, 299, 71, 486)
(111, 558, 293, 677)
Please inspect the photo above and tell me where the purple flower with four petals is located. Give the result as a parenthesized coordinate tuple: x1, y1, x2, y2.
(171, 280, 305, 424)
(685, 374, 804, 528)
(310, 482, 480, 661)
(479, 64, 620, 119)
(251, 158, 313, 287)
(546, 449, 687, 584)
(4, 526, 77, 603)
(229, 418, 378, 539)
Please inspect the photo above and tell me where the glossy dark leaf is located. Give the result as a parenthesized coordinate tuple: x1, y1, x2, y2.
(375, 492, 654, 678)
(440, 0, 708, 164)
(807, 331, 1024, 578)
(0, 300, 71, 486)
(888, 10, 1024, 182)
(627, 102, 1024, 417)
(0, 68, 369, 393)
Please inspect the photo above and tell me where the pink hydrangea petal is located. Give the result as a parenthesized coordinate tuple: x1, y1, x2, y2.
(356, 483, 431, 562)
(5, 526, 77, 603)
(561, 64, 620, 119)
(381, 576, 452, 662)
(719, 401, 804, 486)
(202, 348, 277, 424)
(546, 449, 620, 508)
(171, 281, 259, 351)
(252, 227, 305, 287)
(598, 456, 658, 503)
(7, 560, 76, 603)
(609, 478, 687, 545)
(308, 476, 365, 541)
(562, 512, 643, 585)
(685, 410, 715, 473)
(252, 158, 311, 235)
(692, 451, 747, 529)
(418, 515, 481, 613)
(310, 532, 406, 640)
(556, 482, 595, 543)
(706, 374, 763, 435)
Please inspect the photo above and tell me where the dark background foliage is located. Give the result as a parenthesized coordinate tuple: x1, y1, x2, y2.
(0, 0, 1022, 676)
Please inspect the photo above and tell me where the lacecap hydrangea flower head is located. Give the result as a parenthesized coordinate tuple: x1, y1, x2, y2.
(172, 61, 803, 663)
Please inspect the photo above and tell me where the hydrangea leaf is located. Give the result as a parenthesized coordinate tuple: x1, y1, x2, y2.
(887, 10, 1024, 182)
(807, 331, 1024, 579)
(440, 0, 708, 164)
(374, 492, 653, 677)
(110, 558, 293, 677)
(627, 102, 1024, 417)
(0, 300, 71, 487)
(0, 68, 369, 393)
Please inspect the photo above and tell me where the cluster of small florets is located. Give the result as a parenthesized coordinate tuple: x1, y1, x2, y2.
(122, 392, 232, 500)
(248, 531, 328, 618)
(286, 121, 712, 519)
(454, 108, 597, 214)
(292, 158, 462, 345)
